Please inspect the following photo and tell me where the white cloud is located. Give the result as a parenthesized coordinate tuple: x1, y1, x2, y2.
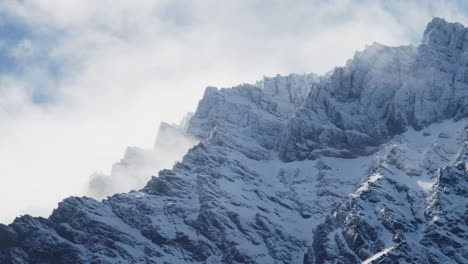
(0, 0, 467, 223)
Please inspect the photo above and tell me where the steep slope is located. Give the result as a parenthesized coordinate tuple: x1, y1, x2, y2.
(1, 73, 327, 263)
(279, 43, 417, 160)
(300, 17, 468, 264)
(304, 120, 467, 263)
(280, 18, 468, 162)
(0, 18, 467, 264)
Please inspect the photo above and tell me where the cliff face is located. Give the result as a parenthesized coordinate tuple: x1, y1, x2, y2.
(1, 18, 467, 264)
(279, 18, 468, 162)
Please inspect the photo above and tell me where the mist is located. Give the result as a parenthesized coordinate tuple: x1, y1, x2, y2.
(87, 119, 198, 199)
(1, 0, 468, 223)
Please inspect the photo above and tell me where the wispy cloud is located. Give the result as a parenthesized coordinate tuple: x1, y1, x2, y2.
(0, 0, 467, 223)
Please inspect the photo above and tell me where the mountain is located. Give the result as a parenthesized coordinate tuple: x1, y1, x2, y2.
(0, 17, 467, 264)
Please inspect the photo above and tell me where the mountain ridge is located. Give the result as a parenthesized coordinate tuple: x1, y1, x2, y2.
(0, 17, 467, 264)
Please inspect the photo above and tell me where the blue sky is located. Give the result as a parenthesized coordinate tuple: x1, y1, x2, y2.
(0, 0, 467, 223)
(0, 10, 62, 103)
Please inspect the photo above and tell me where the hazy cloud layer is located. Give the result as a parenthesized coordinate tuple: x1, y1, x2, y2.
(0, 0, 467, 223)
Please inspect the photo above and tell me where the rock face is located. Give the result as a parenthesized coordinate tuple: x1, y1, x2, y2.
(1, 18, 467, 264)
(279, 18, 468, 162)
(304, 121, 467, 264)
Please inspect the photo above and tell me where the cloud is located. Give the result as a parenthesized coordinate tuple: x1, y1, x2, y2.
(87, 120, 198, 199)
(0, 0, 467, 223)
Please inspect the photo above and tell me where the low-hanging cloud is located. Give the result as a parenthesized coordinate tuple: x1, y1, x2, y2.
(87, 118, 198, 199)
(0, 0, 467, 223)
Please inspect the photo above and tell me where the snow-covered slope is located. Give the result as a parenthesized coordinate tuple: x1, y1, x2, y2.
(304, 120, 467, 263)
(0, 18, 467, 264)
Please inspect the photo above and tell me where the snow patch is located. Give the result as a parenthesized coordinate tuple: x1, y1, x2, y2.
(361, 245, 396, 264)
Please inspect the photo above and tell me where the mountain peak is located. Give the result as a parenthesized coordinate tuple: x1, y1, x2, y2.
(422, 17, 466, 48)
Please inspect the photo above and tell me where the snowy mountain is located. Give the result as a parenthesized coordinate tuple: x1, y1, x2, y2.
(0, 17, 467, 264)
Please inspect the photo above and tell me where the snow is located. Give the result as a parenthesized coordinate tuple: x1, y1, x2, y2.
(361, 245, 396, 264)
(416, 180, 433, 191)
(352, 172, 382, 197)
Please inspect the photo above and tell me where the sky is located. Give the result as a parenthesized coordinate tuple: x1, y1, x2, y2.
(0, 0, 468, 223)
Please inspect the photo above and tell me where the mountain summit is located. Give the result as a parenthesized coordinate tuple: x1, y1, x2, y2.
(1, 17, 467, 264)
